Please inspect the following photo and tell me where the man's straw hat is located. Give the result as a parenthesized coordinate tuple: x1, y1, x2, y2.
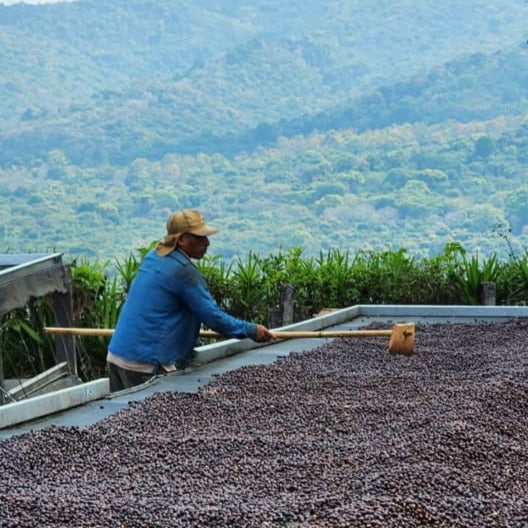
(156, 209, 219, 256)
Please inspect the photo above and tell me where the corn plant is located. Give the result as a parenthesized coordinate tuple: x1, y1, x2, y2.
(229, 251, 268, 321)
(259, 247, 319, 318)
(349, 250, 393, 304)
(284, 250, 319, 317)
(197, 254, 234, 311)
(496, 250, 528, 305)
(443, 243, 501, 305)
(314, 249, 354, 309)
(0, 298, 55, 379)
(114, 253, 140, 293)
(114, 241, 156, 293)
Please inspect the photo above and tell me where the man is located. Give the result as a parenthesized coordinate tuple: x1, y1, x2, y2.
(107, 209, 275, 392)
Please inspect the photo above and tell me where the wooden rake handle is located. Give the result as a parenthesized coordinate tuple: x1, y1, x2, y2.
(44, 323, 415, 356)
(44, 327, 393, 339)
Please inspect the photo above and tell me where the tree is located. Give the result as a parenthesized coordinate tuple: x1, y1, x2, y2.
(384, 168, 412, 189)
(473, 135, 493, 158)
(505, 187, 528, 234)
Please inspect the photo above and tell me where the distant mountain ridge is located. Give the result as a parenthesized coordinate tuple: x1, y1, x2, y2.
(1, 0, 528, 262)
(1, 1, 527, 139)
(2, 44, 527, 167)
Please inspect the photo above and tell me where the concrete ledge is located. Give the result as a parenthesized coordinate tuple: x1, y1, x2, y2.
(3, 304, 525, 430)
(360, 304, 528, 318)
(0, 378, 110, 429)
(195, 305, 363, 364)
(194, 304, 528, 365)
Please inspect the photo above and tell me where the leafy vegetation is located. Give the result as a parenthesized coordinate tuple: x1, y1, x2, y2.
(1, 244, 527, 382)
(2, 117, 527, 262)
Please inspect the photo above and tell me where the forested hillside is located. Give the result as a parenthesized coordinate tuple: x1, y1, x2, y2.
(1, 0, 527, 261)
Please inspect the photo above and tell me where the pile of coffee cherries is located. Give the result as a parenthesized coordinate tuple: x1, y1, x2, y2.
(1, 319, 527, 527)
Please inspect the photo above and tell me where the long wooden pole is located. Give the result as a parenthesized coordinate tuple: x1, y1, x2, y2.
(44, 327, 393, 339)
(44, 323, 415, 356)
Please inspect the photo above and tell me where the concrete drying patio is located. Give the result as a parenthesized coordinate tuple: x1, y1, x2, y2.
(1, 304, 526, 438)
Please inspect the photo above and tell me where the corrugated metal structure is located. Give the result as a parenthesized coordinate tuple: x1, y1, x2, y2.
(0, 253, 75, 405)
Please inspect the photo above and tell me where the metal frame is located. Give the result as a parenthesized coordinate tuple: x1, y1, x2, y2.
(0, 253, 75, 404)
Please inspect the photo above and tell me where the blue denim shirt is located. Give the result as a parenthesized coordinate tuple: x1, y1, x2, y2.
(108, 249, 257, 366)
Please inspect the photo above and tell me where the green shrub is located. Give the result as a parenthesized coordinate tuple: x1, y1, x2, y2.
(1, 242, 527, 383)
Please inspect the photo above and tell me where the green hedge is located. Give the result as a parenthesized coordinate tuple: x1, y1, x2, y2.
(1, 242, 527, 382)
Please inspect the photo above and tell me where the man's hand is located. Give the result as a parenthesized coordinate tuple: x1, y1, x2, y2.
(254, 324, 275, 342)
